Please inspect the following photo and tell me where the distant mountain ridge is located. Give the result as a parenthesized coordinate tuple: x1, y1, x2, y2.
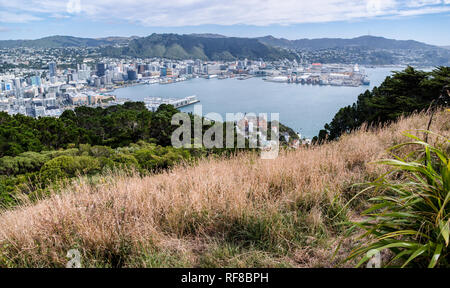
(1, 34, 449, 64)
(256, 35, 438, 50)
(188, 33, 227, 38)
(1, 34, 443, 51)
(0, 35, 137, 48)
(257, 35, 450, 65)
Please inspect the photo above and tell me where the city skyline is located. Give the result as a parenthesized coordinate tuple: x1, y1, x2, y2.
(1, 0, 450, 46)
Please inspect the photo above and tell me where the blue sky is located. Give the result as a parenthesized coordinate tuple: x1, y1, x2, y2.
(1, 0, 450, 46)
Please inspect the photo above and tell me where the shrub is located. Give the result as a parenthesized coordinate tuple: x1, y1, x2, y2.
(0, 152, 50, 175)
(39, 155, 101, 184)
(134, 147, 190, 171)
(110, 153, 139, 170)
(347, 131, 450, 268)
(89, 145, 114, 158)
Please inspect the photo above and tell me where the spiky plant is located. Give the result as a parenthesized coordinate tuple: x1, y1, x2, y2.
(348, 131, 449, 268)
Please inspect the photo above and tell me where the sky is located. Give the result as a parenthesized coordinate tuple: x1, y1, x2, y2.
(1, 0, 450, 46)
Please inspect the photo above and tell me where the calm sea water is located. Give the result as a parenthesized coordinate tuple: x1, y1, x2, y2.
(112, 67, 399, 138)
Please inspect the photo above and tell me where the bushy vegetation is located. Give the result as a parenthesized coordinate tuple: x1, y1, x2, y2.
(347, 132, 449, 268)
(0, 100, 295, 158)
(0, 109, 447, 267)
(0, 102, 176, 157)
(317, 66, 450, 142)
(0, 101, 298, 208)
(0, 141, 194, 207)
(0, 102, 203, 207)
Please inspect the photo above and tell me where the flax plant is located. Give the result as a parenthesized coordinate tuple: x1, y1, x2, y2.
(348, 131, 449, 268)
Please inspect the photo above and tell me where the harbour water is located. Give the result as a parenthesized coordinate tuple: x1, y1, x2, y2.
(112, 67, 400, 138)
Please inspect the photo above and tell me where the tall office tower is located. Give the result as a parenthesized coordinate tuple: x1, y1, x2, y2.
(187, 65, 194, 75)
(160, 67, 167, 77)
(13, 78, 22, 98)
(137, 64, 146, 74)
(96, 63, 106, 77)
(31, 76, 41, 86)
(127, 69, 137, 81)
(13, 78, 21, 90)
(48, 62, 57, 77)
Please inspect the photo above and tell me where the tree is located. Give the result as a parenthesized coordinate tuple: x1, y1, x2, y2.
(150, 104, 180, 146)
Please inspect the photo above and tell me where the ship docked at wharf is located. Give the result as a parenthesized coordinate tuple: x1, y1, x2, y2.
(263, 64, 370, 87)
(144, 95, 199, 112)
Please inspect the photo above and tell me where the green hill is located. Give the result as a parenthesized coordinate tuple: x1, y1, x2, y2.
(257, 35, 439, 50)
(101, 33, 298, 61)
(257, 35, 450, 65)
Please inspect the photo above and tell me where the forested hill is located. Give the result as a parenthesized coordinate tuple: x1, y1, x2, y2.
(2, 34, 441, 51)
(4, 34, 448, 63)
(257, 35, 450, 65)
(0, 33, 296, 60)
(257, 35, 438, 50)
(100, 33, 298, 61)
(317, 66, 450, 142)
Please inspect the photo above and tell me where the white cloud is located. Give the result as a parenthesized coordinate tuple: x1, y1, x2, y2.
(0, 11, 42, 23)
(0, 0, 449, 25)
(407, 0, 442, 7)
(66, 0, 82, 14)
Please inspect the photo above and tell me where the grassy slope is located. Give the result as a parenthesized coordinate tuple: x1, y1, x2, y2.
(0, 111, 448, 268)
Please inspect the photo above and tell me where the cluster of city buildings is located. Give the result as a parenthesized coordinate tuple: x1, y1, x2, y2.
(0, 46, 370, 118)
(0, 61, 120, 117)
(0, 56, 248, 117)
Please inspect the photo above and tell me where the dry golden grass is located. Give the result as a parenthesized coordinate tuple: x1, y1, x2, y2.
(0, 110, 448, 267)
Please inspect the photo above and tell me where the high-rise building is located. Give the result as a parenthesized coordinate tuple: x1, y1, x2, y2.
(160, 67, 167, 77)
(13, 78, 22, 98)
(31, 76, 41, 86)
(187, 65, 194, 75)
(13, 78, 21, 90)
(48, 62, 57, 77)
(94, 77, 101, 87)
(137, 64, 146, 74)
(77, 70, 90, 81)
(96, 63, 106, 77)
(127, 70, 137, 81)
